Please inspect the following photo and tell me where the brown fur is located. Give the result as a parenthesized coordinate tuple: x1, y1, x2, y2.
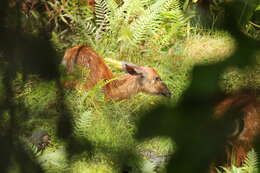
(212, 92, 260, 171)
(62, 45, 171, 101)
(86, 0, 95, 11)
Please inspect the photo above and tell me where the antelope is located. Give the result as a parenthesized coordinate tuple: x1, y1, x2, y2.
(212, 91, 260, 172)
(62, 45, 171, 101)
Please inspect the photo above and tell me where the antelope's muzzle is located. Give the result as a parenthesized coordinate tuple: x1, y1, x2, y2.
(160, 84, 171, 98)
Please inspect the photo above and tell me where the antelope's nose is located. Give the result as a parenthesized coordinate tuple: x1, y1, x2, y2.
(162, 89, 171, 98)
(161, 85, 171, 98)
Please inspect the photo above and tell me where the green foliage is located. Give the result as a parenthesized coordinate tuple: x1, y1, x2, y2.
(236, 0, 260, 39)
(220, 67, 246, 93)
(95, 0, 110, 29)
(37, 146, 69, 173)
(216, 149, 258, 173)
(242, 149, 258, 173)
(46, 0, 93, 29)
(220, 56, 260, 93)
(140, 160, 157, 173)
(15, 78, 58, 116)
(235, 0, 259, 28)
(185, 0, 259, 39)
(50, 0, 188, 58)
(64, 89, 142, 172)
(73, 111, 93, 138)
(70, 159, 117, 173)
(129, 0, 179, 45)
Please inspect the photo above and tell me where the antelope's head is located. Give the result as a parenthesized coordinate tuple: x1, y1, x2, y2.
(122, 62, 171, 98)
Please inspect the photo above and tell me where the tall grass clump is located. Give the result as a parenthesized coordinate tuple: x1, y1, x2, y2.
(220, 53, 260, 93)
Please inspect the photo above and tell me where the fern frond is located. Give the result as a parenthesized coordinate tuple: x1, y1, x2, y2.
(130, 1, 163, 45)
(148, 0, 187, 48)
(242, 149, 258, 173)
(106, 0, 119, 15)
(130, 0, 185, 45)
(74, 111, 93, 138)
(95, 0, 109, 29)
(216, 167, 224, 173)
(116, 0, 147, 22)
(160, 0, 187, 28)
(94, 0, 111, 41)
(215, 149, 258, 173)
(83, 22, 97, 35)
(55, 0, 93, 26)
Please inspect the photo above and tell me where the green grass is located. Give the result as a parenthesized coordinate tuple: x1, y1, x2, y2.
(183, 31, 236, 64)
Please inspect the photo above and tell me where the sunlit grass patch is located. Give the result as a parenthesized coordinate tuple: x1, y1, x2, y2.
(138, 137, 174, 156)
(37, 146, 69, 173)
(219, 51, 260, 93)
(219, 67, 246, 93)
(220, 62, 260, 93)
(183, 32, 236, 64)
(70, 159, 118, 173)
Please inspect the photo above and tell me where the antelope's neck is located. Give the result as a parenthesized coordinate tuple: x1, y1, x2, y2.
(104, 74, 141, 101)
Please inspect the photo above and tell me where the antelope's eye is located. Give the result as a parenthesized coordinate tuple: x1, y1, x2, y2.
(155, 77, 161, 81)
(140, 74, 145, 79)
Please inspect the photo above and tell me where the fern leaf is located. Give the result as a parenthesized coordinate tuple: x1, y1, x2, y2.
(216, 149, 258, 173)
(95, 0, 109, 29)
(215, 167, 225, 173)
(84, 22, 97, 35)
(130, 0, 185, 45)
(74, 111, 93, 138)
(241, 149, 258, 173)
(106, 0, 119, 14)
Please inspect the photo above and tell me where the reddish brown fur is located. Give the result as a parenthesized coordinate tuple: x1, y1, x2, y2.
(212, 92, 260, 171)
(62, 45, 171, 101)
(86, 0, 95, 7)
(86, 0, 95, 11)
(63, 46, 114, 89)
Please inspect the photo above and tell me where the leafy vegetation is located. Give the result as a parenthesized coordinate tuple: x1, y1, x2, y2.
(216, 149, 258, 173)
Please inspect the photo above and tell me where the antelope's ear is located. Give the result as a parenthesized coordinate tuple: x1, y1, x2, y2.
(122, 62, 143, 76)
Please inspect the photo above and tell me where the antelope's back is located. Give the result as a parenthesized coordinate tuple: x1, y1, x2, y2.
(211, 93, 260, 168)
(214, 93, 260, 150)
(62, 46, 114, 88)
